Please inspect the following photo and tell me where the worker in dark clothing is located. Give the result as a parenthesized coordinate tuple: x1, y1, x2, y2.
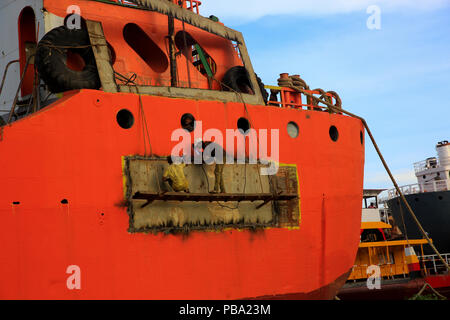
(194, 141, 227, 194)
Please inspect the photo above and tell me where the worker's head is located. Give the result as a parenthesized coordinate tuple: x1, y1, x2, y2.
(203, 141, 213, 149)
(167, 155, 173, 165)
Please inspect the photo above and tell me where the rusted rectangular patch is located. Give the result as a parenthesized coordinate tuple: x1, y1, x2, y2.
(124, 157, 300, 233)
(271, 165, 301, 228)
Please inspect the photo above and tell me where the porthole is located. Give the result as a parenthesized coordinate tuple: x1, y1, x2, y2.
(181, 113, 195, 132)
(116, 109, 135, 129)
(237, 117, 250, 135)
(360, 131, 364, 145)
(287, 121, 299, 139)
(329, 126, 339, 142)
(61, 199, 69, 204)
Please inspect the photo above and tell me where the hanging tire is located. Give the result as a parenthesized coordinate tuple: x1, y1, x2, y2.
(255, 74, 269, 105)
(222, 66, 268, 105)
(35, 26, 100, 93)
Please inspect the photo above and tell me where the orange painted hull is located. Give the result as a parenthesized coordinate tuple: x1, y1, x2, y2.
(0, 90, 365, 299)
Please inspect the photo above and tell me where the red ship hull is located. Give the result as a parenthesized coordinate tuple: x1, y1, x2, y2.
(0, 90, 365, 299)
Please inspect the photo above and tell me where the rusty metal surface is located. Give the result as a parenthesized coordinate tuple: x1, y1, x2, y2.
(271, 166, 301, 228)
(124, 156, 300, 233)
(133, 191, 298, 208)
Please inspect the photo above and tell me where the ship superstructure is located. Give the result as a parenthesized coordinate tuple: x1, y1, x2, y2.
(382, 141, 450, 255)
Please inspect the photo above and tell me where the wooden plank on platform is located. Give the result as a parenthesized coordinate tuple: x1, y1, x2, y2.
(86, 20, 118, 93)
(133, 192, 298, 203)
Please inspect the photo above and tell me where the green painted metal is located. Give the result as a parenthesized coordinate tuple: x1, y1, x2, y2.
(193, 44, 213, 78)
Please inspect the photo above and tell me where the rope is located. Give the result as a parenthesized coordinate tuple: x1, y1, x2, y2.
(397, 197, 410, 243)
(211, 75, 251, 194)
(200, 145, 240, 211)
(286, 83, 450, 272)
(36, 40, 107, 57)
(411, 283, 447, 300)
(113, 71, 153, 157)
(113, 72, 157, 199)
(193, 75, 263, 210)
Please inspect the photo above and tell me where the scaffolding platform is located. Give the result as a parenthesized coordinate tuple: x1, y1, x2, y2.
(133, 192, 298, 209)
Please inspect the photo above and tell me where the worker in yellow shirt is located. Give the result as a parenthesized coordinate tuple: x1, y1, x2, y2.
(163, 156, 190, 193)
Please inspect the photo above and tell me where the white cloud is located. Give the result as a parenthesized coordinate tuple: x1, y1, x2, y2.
(365, 169, 417, 187)
(201, 0, 450, 21)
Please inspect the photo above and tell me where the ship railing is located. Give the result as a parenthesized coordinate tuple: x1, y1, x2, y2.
(384, 184, 421, 201)
(349, 253, 410, 281)
(171, 0, 202, 14)
(420, 253, 450, 276)
(414, 159, 441, 173)
(113, 0, 202, 14)
(382, 181, 449, 201)
(264, 86, 340, 112)
(113, 0, 138, 6)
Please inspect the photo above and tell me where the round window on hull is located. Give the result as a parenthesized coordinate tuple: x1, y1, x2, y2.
(237, 117, 250, 135)
(117, 109, 135, 129)
(329, 126, 339, 142)
(181, 113, 196, 132)
(287, 122, 299, 139)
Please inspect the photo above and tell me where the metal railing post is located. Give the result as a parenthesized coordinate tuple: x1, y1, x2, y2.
(7, 54, 35, 124)
(0, 60, 20, 99)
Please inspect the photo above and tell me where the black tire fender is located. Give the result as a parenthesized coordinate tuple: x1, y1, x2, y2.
(222, 66, 268, 105)
(35, 26, 100, 93)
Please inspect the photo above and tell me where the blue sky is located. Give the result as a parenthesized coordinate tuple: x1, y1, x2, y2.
(202, 0, 450, 190)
